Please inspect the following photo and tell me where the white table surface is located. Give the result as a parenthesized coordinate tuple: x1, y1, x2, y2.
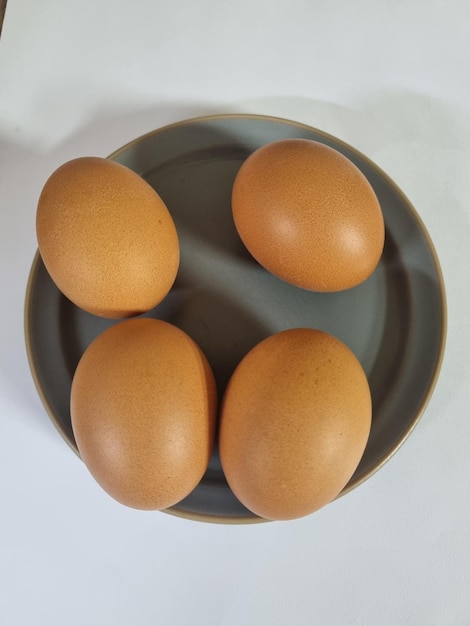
(1, 1, 469, 624)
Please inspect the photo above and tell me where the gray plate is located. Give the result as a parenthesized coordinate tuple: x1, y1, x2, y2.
(24, 114, 446, 524)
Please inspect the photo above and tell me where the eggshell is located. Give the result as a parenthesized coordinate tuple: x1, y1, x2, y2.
(36, 157, 180, 318)
(219, 328, 372, 520)
(70, 318, 217, 510)
(231, 139, 385, 292)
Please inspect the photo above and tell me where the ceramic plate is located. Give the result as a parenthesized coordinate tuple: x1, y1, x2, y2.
(25, 114, 446, 523)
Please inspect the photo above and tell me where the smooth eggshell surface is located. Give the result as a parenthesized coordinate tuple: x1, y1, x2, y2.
(36, 157, 180, 318)
(70, 318, 217, 510)
(231, 139, 385, 292)
(219, 328, 372, 520)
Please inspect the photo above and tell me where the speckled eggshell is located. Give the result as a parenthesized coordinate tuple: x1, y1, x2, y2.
(70, 318, 217, 510)
(219, 328, 372, 520)
(36, 157, 180, 318)
(231, 139, 385, 292)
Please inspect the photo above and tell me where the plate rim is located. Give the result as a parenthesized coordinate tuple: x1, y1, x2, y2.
(24, 112, 447, 524)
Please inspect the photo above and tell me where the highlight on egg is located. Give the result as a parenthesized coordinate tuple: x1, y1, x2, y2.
(219, 328, 372, 521)
(70, 318, 217, 510)
(36, 156, 180, 318)
(231, 138, 385, 292)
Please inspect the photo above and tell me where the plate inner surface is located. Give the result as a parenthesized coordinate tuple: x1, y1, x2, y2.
(25, 115, 446, 523)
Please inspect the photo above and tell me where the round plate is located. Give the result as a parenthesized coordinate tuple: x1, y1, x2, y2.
(24, 114, 446, 523)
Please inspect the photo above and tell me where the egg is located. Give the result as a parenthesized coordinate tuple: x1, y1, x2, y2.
(36, 156, 180, 318)
(219, 328, 372, 520)
(231, 139, 385, 292)
(70, 318, 217, 510)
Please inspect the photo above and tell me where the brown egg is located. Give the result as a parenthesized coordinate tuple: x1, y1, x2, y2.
(70, 318, 217, 510)
(36, 157, 179, 318)
(232, 139, 385, 292)
(219, 328, 372, 520)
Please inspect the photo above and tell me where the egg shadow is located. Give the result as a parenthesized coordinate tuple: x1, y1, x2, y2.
(154, 286, 271, 401)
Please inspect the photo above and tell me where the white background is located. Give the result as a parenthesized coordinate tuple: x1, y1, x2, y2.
(1, 1, 469, 624)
